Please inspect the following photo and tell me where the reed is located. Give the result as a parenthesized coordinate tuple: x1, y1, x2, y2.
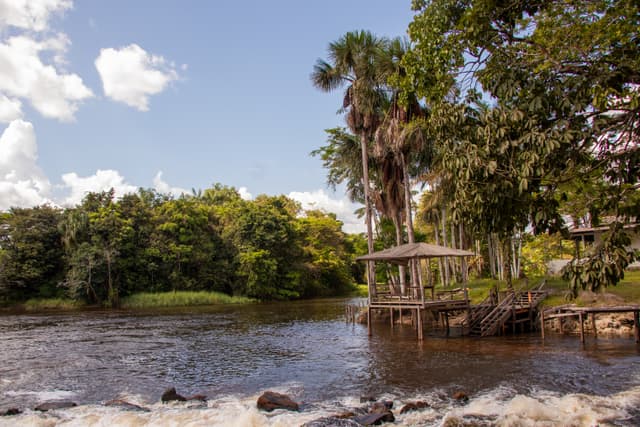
(23, 298, 85, 311)
(120, 291, 254, 308)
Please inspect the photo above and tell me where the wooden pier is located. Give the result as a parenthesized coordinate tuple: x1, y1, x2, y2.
(541, 305, 640, 343)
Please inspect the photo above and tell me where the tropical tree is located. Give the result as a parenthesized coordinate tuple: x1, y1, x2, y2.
(404, 0, 639, 290)
(312, 30, 390, 290)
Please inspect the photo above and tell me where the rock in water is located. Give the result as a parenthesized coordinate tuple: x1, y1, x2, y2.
(34, 401, 77, 412)
(104, 399, 150, 412)
(186, 394, 207, 402)
(302, 417, 361, 427)
(353, 411, 395, 425)
(452, 391, 469, 402)
(161, 387, 187, 403)
(400, 401, 429, 414)
(1, 408, 22, 416)
(256, 391, 299, 412)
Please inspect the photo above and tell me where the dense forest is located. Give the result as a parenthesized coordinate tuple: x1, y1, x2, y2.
(312, 0, 639, 296)
(0, 186, 364, 306)
(1, 0, 638, 306)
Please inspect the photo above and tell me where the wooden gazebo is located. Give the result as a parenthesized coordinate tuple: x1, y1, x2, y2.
(357, 242, 474, 339)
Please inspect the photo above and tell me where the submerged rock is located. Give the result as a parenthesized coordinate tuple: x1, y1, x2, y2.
(302, 417, 361, 427)
(186, 393, 207, 402)
(1, 408, 22, 416)
(161, 387, 187, 403)
(452, 391, 469, 402)
(104, 399, 150, 412)
(256, 391, 299, 412)
(400, 401, 430, 414)
(353, 411, 395, 425)
(34, 401, 77, 412)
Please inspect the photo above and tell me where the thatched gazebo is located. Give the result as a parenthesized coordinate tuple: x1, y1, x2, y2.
(357, 242, 474, 339)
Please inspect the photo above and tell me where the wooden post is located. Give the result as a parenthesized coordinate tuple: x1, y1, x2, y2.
(367, 306, 372, 336)
(591, 313, 597, 339)
(390, 308, 394, 329)
(464, 288, 471, 335)
(445, 312, 450, 337)
(634, 311, 639, 343)
(400, 309, 404, 325)
(417, 308, 423, 340)
(579, 312, 585, 343)
(540, 310, 545, 340)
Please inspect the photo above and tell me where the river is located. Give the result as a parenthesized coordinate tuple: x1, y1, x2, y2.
(1, 298, 639, 426)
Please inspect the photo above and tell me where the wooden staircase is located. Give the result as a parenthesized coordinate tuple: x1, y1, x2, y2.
(469, 288, 547, 337)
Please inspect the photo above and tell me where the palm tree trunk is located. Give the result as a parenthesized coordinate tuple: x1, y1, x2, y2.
(400, 153, 419, 294)
(360, 133, 376, 297)
(441, 207, 449, 287)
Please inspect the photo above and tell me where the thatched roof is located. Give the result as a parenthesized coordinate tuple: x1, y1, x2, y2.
(356, 242, 474, 265)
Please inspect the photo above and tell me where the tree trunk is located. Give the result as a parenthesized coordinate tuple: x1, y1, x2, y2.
(441, 207, 449, 287)
(459, 223, 468, 283)
(400, 153, 419, 296)
(434, 214, 445, 288)
(393, 213, 406, 296)
(360, 133, 376, 298)
(503, 237, 513, 289)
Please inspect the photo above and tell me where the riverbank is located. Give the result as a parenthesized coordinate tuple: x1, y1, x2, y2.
(0, 291, 255, 312)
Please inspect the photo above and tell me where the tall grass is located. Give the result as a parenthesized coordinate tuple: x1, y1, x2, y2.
(120, 291, 254, 308)
(23, 298, 85, 311)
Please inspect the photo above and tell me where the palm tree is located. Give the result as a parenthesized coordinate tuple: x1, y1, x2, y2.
(312, 30, 390, 290)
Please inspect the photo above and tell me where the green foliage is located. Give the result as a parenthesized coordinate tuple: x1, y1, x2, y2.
(520, 233, 572, 277)
(563, 223, 638, 297)
(23, 298, 84, 311)
(1, 185, 362, 306)
(0, 206, 64, 301)
(121, 291, 254, 308)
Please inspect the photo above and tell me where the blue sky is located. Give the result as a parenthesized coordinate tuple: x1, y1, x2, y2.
(0, 1, 415, 232)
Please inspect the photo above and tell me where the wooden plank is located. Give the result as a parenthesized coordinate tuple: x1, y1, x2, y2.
(367, 306, 372, 336)
(579, 312, 585, 343)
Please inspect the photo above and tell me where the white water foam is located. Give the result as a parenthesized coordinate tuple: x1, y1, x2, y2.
(1, 386, 639, 427)
(5, 390, 77, 401)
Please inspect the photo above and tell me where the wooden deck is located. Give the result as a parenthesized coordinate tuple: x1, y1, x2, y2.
(366, 283, 548, 340)
(541, 305, 640, 343)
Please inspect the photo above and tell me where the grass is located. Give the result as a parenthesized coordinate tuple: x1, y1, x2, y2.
(23, 298, 85, 311)
(120, 291, 255, 308)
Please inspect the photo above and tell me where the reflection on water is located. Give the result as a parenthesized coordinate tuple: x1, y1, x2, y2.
(1, 298, 639, 426)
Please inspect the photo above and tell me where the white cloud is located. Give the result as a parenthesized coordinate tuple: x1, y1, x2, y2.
(0, 0, 72, 32)
(153, 171, 188, 196)
(0, 119, 52, 210)
(238, 186, 253, 200)
(60, 169, 138, 207)
(0, 35, 93, 121)
(289, 189, 364, 234)
(95, 44, 179, 111)
(0, 95, 23, 123)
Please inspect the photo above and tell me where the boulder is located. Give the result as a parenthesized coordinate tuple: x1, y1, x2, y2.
(353, 411, 395, 425)
(161, 387, 187, 403)
(34, 401, 77, 412)
(400, 401, 429, 414)
(104, 399, 150, 412)
(452, 391, 469, 402)
(186, 394, 207, 402)
(360, 395, 377, 403)
(369, 400, 393, 412)
(256, 391, 299, 412)
(302, 417, 361, 427)
(1, 408, 22, 416)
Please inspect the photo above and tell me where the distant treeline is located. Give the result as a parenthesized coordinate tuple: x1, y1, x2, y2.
(0, 185, 366, 307)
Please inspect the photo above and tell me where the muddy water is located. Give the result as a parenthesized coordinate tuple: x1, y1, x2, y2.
(1, 298, 639, 426)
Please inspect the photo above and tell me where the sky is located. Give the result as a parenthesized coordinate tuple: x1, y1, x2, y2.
(0, 0, 416, 233)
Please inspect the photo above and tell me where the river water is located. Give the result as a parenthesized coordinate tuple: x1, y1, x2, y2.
(1, 298, 639, 426)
